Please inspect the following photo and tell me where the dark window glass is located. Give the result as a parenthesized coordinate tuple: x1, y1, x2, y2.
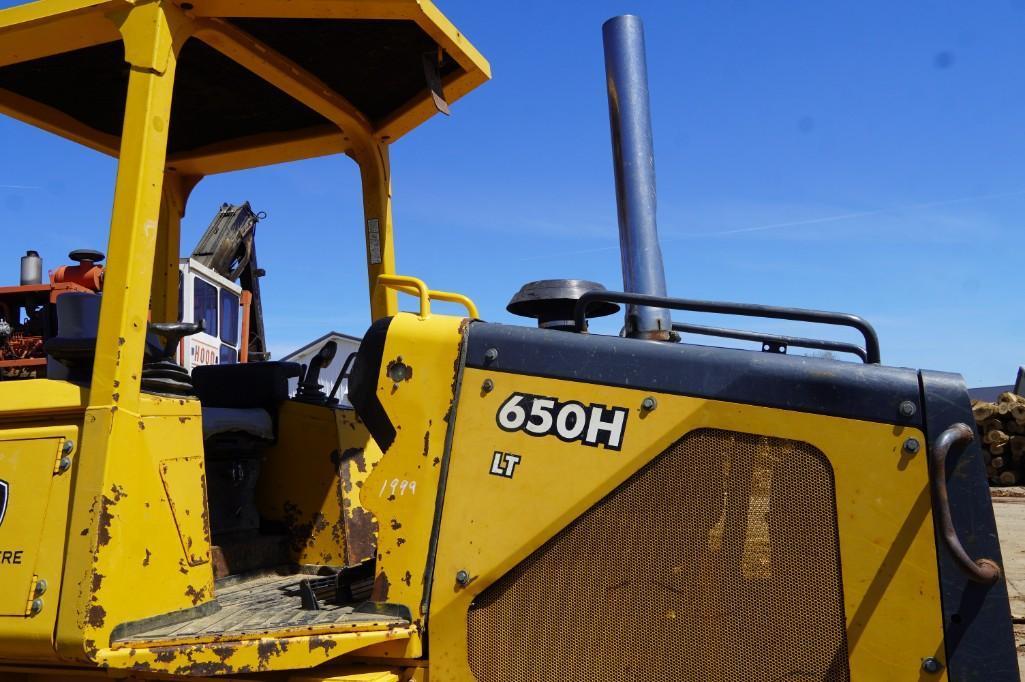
(219, 345, 237, 365)
(220, 288, 240, 345)
(193, 278, 218, 338)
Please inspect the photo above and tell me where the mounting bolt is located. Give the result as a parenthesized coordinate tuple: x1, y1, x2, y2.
(899, 400, 917, 418)
(62, 440, 74, 455)
(921, 657, 942, 674)
(481, 378, 494, 394)
(904, 438, 921, 454)
(641, 396, 657, 412)
(58, 456, 72, 473)
(483, 348, 499, 363)
(29, 599, 43, 616)
(455, 570, 470, 586)
(33, 579, 47, 598)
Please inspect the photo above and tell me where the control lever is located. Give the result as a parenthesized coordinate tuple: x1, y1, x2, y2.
(295, 341, 338, 403)
(142, 321, 204, 396)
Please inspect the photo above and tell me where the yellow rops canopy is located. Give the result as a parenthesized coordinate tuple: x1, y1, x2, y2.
(0, 0, 491, 418)
(0, 0, 491, 175)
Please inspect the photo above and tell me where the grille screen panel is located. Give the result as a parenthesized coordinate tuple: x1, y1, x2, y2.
(467, 428, 849, 682)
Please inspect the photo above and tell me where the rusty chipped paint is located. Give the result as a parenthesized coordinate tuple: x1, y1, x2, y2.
(184, 584, 209, 606)
(96, 627, 416, 675)
(373, 571, 391, 601)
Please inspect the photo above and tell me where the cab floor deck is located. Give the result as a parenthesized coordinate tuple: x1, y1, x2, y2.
(113, 572, 407, 646)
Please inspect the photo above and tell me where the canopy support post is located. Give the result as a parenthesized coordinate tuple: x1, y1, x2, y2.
(354, 140, 399, 320)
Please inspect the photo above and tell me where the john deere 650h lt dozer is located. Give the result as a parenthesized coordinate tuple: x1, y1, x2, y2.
(0, 1, 1016, 680)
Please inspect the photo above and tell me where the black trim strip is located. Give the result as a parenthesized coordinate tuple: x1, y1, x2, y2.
(466, 322, 921, 428)
(421, 319, 471, 652)
(920, 370, 1017, 680)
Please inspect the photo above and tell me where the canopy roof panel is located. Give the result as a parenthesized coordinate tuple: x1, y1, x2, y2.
(0, 0, 490, 174)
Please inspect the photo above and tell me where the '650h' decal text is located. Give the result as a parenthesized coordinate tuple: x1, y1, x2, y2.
(496, 393, 628, 450)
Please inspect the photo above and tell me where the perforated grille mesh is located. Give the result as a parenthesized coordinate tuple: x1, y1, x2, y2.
(467, 428, 849, 682)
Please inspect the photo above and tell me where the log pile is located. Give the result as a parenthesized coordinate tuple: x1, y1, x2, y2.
(972, 392, 1025, 486)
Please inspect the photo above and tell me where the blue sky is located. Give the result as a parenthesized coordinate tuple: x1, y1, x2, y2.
(1, 1, 1023, 386)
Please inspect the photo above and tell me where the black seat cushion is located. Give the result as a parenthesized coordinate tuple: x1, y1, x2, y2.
(192, 361, 301, 410)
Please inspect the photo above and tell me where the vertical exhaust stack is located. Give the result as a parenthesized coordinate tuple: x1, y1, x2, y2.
(603, 15, 674, 340)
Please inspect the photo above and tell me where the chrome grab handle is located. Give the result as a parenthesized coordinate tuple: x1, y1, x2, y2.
(929, 423, 1001, 584)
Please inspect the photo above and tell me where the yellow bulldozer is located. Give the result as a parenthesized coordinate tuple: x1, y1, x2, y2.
(0, 0, 1017, 680)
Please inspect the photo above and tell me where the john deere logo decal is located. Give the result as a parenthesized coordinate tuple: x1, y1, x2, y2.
(0, 480, 7, 528)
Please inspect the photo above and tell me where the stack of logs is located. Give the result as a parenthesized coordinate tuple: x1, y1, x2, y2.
(972, 392, 1025, 486)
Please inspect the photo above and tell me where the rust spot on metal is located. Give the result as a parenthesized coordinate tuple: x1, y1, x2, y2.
(445, 319, 472, 423)
(373, 571, 391, 601)
(339, 447, 367, 472)
(390, 519, 402, 530)
(91, 570, 104, 592)
(185, 584, 209, 606)
(86, 604, 106, 628)
(143, 549, 151, 566)
(397, 537, 406, 546)
(345, 506, 376, 566)
(178, 416, 189, 423)
(154, 648, 177, 663)
(433, 457, 440, 467)
(211, 644, 235, 662)
(95, 486, 126, 548)
(112, 392, 120, 403)
(138, 420, 145, 430)
(199, 473, 212, 544)
(118, 337, 125, 346)
(257, 639, 282, 666)
(308, 635, 338, 655)
(422, 429, 430, 457)
(402, 570, 412, 587)
(175, 661, 234, 676)
(282, 500, 313, 553)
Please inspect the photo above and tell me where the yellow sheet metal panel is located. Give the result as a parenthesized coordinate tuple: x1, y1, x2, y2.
(0, 425, 80, 664)
(158, 455, 211, 567)
(0, 436, 63, 616)
(0, 380, 87, 421)
(257, 401, 383, 568)
(54, 407, 213, 664)
(363, 312, 467, 623)
(428, 368, 946, 681)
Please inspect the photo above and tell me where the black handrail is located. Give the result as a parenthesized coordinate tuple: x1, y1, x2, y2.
(671, 321, 869, 363)
(574, 290, 881, 364)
